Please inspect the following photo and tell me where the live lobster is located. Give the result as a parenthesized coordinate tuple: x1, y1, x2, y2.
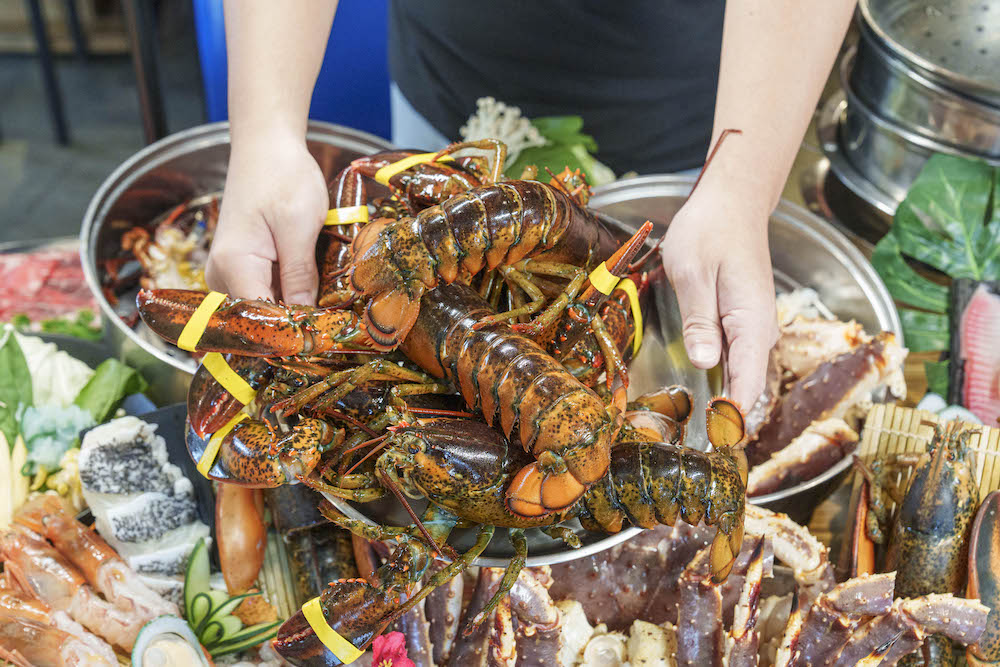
(274, 386, 748, 665)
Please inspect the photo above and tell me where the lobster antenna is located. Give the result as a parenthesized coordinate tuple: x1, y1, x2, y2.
(320, 408, 379, 437)
(543, 166, 572, 196)
(629, 128, 743, 272)
(379, 472, 454, 559)
(342, 432, 390, 458)
(343, 435, 393, 476)
(324, 231, 355, 244)
(406, 407, 475, 419)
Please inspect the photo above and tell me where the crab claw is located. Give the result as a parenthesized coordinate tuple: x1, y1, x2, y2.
(968, 490, 1000, 665)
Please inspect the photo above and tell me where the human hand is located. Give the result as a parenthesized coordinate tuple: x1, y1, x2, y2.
(205, 128, 329, 304)
(660, 185, 778, 410)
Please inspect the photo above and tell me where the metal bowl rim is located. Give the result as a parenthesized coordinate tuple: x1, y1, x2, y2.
(857, 0, 1000, 104)
(80, 120, 395, 376)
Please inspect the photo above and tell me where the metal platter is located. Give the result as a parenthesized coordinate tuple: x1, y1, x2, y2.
(80, 121, 395, 405)
(312, 174, 902, 565)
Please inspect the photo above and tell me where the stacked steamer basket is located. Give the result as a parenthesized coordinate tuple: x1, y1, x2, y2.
(823, 0, 1000, 216)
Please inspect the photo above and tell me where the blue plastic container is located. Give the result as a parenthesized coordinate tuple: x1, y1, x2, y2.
(192, 0, 390, 139)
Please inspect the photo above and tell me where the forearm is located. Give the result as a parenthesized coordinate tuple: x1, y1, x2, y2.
(700, 0, 856, 216)
(223, 0, 338, 145)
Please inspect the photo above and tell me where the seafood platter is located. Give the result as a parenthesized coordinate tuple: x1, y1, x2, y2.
(3, 118, 998, 667)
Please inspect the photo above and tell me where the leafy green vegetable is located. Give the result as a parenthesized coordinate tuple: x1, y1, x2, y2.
(19, 404, 94, 473)
(870, 235, 949, 312)
(73, 358, 148, 422)
(507, 115, 616, 186)
(0, 328, 33, 449)
(898, 310, 949, 352)
(925, 360, 950, 397)
(40, 311, 103, 341)
(871, 154, 1000, 353)
(12, 310, 102, 341)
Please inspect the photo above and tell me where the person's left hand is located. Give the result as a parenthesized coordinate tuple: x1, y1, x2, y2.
(660, 184, 778, 411)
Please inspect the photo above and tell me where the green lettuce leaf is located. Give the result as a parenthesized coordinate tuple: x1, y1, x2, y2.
(73, 358, 148, 422)
(870, 154, 1000, 357)
(898, 309, 949, 353)
(507, 115, 615, 186)
(924, 360, 950, 397)
(871, 235, 949, 312)
(0, 328, 33, 449)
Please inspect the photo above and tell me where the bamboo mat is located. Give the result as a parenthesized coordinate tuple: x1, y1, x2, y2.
(809, 404, 1000, 560)
(851, 403, 1000, 502)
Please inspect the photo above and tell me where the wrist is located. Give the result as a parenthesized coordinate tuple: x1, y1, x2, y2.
(230, 114, 307, 156)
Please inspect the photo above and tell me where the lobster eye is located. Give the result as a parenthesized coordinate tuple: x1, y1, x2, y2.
(408, 444, 420, 455)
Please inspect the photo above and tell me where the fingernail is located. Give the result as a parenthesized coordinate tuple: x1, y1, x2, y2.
(689, 344, 714, 366)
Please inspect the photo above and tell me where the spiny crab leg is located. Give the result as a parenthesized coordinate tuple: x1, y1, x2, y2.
(774, 572, 895, 666)
(726, 537, 766, 667)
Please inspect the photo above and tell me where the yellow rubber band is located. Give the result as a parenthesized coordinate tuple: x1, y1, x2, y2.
(302, 597, 364, 664)
(197, 412, 249, 478)
(588, 263, 618, 296)
(374, 152, 453, 186)
(325, 206, 369, 226)
(177, 291, 227, 352)
(617, 278, 644, 356)
(202, 352, 257, 405)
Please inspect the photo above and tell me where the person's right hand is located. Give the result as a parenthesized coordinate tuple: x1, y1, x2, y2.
(205, 127, 329, 305)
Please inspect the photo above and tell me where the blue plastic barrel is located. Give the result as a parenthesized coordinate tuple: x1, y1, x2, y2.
(192, 0, 390, 139)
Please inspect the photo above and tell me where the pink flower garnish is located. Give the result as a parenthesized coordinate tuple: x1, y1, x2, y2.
(372, 631, 414, 667)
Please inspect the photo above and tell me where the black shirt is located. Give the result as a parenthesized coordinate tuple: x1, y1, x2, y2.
(388, 1, 725, 175)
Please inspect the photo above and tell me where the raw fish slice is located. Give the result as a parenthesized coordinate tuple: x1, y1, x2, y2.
(79, 417, 185, 509)
(961, 284, 1000, 425)
(98, 510, 209, 561)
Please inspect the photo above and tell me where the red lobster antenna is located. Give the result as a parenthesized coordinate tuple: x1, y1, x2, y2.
(629, 128, 743, 272)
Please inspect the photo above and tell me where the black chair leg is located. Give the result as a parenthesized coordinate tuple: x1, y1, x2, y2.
(63, 0, 88, 62)
(24, 0, 70, 145)
(122, 0, 168, 144)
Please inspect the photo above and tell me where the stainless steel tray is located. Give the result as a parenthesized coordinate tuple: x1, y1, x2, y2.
(327, 175, 902, 565)
(80, 121, 395, 405)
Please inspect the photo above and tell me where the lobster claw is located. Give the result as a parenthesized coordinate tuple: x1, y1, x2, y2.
(967, 490, 1000, 665)
(185, 417, 334, 488)
(188, 355, 272, 438)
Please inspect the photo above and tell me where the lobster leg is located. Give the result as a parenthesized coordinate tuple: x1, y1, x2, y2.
(467, 528, 527, 630)
(380, 523, 496, 632)
(589, 314, 629, 390)
(431, 138, 507, 184)
(474, 262, 588, 330)
(303, 475, 385, 503)
(272, 359, 434, 417)
(541, 526, 582, 548)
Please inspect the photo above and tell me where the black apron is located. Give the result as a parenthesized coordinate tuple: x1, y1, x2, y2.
(388, 0, 725, 174)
